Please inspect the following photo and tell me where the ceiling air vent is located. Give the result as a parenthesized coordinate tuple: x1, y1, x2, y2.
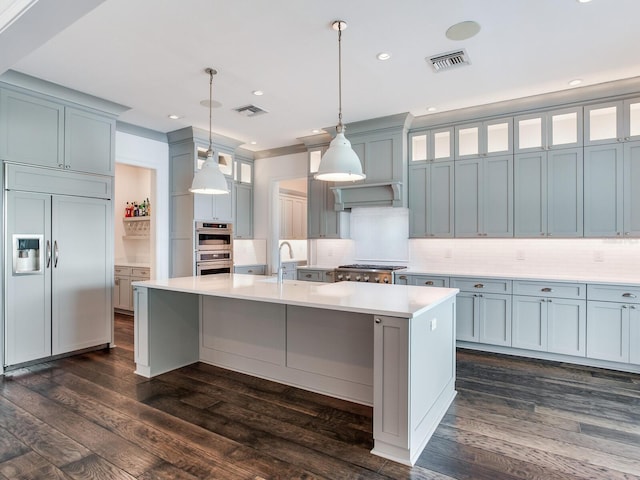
(427, 49, 470, 72)
(234, 104, 268, 117)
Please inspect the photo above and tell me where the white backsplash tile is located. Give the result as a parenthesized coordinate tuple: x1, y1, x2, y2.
(234, 239, 267, 265)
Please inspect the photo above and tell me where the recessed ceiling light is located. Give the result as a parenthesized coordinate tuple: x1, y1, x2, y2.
(445, 21, 481, 41)
(376, 52, 391, 61)
(312, 129, 321, 134)
(252, 90, 264, 96)
(568, 78, 583, 87)
(250, 141, 257, 145)
(427, 106, 437, 113)
(576, 0, 592, 3)
(168, 114, 182, 120)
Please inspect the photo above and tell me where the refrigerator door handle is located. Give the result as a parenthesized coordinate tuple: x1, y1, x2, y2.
(46, 240, 52, 268)
(54, 240, 59, 268)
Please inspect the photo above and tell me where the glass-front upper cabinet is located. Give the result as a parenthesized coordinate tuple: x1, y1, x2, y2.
(584, 97, 640, 146)
(196, 146, 234, 176)
(234, 158, 253, 184)
(409, 127, 454, 163)
(455, 117, 512, 159)
(515, 107, 582, 152)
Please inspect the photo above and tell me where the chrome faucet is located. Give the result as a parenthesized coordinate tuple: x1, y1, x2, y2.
(277, 241, 294, 284)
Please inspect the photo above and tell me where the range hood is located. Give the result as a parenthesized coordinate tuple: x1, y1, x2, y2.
(330, 182, 402, 211)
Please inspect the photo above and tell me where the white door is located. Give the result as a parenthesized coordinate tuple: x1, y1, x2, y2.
(51, 195, 112, 355)
(5, 191, 52, 365)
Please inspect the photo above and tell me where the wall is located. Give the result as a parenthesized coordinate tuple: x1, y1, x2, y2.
(114, 163, 151, 264)
(115, 129, 169, 279)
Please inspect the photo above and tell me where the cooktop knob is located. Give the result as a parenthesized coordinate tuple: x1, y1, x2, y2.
(375, 277, 380, 283)
(337, 274, 343, 281)
(345, 275, 351, 281)
(355, 275, 361, 281)
(383, 277, 389, 284)
(363, 275, 370, 282)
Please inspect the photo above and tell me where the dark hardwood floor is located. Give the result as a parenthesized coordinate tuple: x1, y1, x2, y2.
(1, 314, 639, 479)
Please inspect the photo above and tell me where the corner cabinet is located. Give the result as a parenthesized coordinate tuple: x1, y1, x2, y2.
(0, 88, 116, 176)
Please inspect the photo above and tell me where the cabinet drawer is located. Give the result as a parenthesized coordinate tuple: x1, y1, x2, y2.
(298, 270, 323, 282)
(131, 267, 150, 278)
(588, 284, 640, 304)
(234, 265, 266, 275)
(408, 275, 450, 288)
(451, 277, 512, 294)
(513, 281, 586, 299)
(114, 266, 132, 276)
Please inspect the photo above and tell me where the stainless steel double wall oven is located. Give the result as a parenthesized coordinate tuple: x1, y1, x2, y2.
(195, 222, 233, 275)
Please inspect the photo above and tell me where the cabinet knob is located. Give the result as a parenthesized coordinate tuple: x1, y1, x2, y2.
(617, 232, 621, 236)
(58, 163, 64, 168)
(305, 274, 312, 278)
(617, 138, 624, 142)
(375, 318, 382, 324)
(625, 232, 631, 236)
(622, 305, 628, 309)
(625, 137, 631, 141)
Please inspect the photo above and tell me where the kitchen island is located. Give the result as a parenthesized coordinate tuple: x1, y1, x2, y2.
(132, 274, 458, 465)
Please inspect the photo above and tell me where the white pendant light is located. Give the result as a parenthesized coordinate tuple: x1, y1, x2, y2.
(189, 68, 229, 195)
(315, 20, 365, 182)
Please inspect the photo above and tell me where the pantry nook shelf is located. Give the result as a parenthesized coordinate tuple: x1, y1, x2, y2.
(122, 216, 150, 239)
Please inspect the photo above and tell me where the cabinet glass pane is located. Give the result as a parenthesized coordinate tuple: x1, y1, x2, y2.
(487, 123, 510, 153)
(458, 127, 478, 156)
(309, 151, 322, 173)
(197, 148, 207, 170)
(240, 163, 252, 184)
(630, 102, 640, 137)
(433, 131, 451, 159)
(551, 112, 577, 146)
(411, 134, 427, 161)
(518, 118, 542, 149)
(589, 106, 617, 141)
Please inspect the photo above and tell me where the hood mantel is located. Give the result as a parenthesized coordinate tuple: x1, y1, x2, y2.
(330, 182, 402, 211)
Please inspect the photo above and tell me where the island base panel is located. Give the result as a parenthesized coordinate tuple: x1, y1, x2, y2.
(199, 297, 374, 405)
(134, 287, 199, 378)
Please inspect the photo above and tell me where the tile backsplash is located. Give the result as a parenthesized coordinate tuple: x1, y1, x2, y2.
(409, 237, 640, 283)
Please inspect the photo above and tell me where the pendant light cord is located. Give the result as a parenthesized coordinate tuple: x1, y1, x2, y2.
(208, 68, 214, 151)
(337, 22, 343, 131)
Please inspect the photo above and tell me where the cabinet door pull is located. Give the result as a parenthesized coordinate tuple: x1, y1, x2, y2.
(474, 283, 484, 288)
(46, 240, 52, 268)
(398, 275, 407, 280)
(541, 287, 553, 293)
(425, 281, 434, 286)
(622, 305, 628, 309)
(54, 241, 59, 268)
(622, 293, 637, 298)
(305, 273, 312, 278)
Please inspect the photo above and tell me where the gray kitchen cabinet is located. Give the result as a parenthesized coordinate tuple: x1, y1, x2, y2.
(409, 162, 454, 238)
(0, 89, 116, 176)
(307, 178, 349, 239)
(451, 277, 512, 346)
(297, 268, 336, 283)
(234, 264, 266, 275)
(512, 281, 587, 356)
(234, 183, 253, 238)
(514, 147, 583, 237)
(169, 127, 242, 277)
(409, 127, 454, 163)
(455, 116, 513, 159)
(454, 155, 513, 237)
(583, 140, 640, 237)
(194, 178, 234, 222)
(584, 97, 640, 146)
(586, 284, 640, 364)
(0, 88, 64, 167)
(395, 273, 450, 288)
(114, 266, 132, 311)
(64, 106, 115, 175)
(514, 107, 582, 153)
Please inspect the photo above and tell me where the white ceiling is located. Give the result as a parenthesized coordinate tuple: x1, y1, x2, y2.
(4, 0, 640, 152)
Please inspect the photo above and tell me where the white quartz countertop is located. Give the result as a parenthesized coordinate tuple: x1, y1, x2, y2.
(133, 274, 458, 318)
(115, 262, 150, 269)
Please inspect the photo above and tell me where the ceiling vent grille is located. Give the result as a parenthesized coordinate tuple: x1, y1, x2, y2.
(427, 49, 470, 72)
(234, 104, 268, 117)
